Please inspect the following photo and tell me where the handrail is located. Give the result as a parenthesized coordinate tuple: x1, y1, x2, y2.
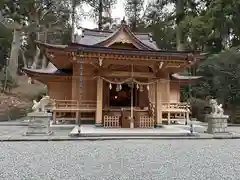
(161, 102, 190, 109)
(52, 99, 96, 109)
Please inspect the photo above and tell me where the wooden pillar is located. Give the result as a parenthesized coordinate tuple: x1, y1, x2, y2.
(71, 77, 79, 100)
(53, 111, 57, 124)
(155, 79, 162, 127)
(165, 76, 171, 124)
(103, 81, 109, 108)
(166, 77, 170, 103)
(95, 77, 103, 127)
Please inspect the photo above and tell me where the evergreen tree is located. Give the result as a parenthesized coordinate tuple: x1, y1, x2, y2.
(125, 0, 144, 32)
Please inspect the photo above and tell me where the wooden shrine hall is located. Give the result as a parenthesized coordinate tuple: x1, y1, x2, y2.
(24, 20, 203, 128)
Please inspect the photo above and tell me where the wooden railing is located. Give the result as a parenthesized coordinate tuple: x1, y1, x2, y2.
(161, 102, 190, 124)
(53, 100, 78, 109)
(161, 102, 190, 111)
(79, 100, 96, 108)
(53, 100, 96, 110)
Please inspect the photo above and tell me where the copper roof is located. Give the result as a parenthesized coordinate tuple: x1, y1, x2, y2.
(22, 63, 72, 76)
(78, 26, 159, 50)
(171, 73, 202, 80)
(23, 62, 201, 81)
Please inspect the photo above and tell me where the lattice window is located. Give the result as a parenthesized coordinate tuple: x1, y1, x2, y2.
(103, 115, 120, 128)
(139, 116, 154, 128)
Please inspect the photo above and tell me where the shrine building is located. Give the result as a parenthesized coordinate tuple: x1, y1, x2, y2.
(23, 20, 203, 128)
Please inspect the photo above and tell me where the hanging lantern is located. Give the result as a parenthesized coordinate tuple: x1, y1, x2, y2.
(146, 85, 150, 91)
(109, 83, 112, 90)
(139, 85, 144, 92)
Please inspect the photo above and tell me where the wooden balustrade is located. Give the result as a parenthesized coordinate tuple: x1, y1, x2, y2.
(53, 100, 78, 109)
(53, 100, 96, 110)
(161, 102, 190, 124)
(51, 99, 190, 126)
(52, 99, 97, 124)
(161, 102, 189, 111)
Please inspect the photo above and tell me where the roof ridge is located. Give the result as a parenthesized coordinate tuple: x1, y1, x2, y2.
(82, 27, 113, 33)
(82, 26, 152, 36)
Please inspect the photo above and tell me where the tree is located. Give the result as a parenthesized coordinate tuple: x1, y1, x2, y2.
(0, 0, 72, 76)
(85, 0, 117, 30)
(125, 0, 144, 32)
(143, 1, 176, 50)
(0, 23, 12, 70)
(0, 0, 28, 82)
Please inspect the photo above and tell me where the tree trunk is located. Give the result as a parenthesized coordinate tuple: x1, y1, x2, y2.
(20, 48, 27, 68)
(176, 0, 185, 51)
(8, 27, 22, 83)
(98, 0, 103, 30)
(31, 46, 41, 69)
(71, 0, 76, 42)
(31, 18, 41, 69)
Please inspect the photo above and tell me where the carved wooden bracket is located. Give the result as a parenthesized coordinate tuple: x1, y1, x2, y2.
(72, 52, 76, 61)
(158, 61, 164, 69)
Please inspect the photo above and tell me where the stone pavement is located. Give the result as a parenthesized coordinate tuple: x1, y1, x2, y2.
(1, 120, 240, 141)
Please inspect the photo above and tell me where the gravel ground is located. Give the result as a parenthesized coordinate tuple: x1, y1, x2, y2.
(0, 140, 240, 180)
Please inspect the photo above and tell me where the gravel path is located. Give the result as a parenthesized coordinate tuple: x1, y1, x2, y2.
(0, 140, 240, 180)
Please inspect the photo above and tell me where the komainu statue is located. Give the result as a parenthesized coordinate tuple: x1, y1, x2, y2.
(32, 96, 51, 112)
(209, 99, 224, 115)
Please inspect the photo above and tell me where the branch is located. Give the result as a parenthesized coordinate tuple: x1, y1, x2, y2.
(40, 5, 55, 20)
(49, 19, 60, 26)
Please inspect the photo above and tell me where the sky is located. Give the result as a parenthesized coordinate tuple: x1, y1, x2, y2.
(79, 0, 149, 29)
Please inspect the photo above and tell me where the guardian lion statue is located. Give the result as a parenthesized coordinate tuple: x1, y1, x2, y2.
(32, 96, 51, 112)
(209, 99, 224, 115)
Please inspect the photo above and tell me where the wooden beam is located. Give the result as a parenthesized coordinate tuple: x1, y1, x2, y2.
(80, 57, 187, 66)
(99, 70, 156, 78)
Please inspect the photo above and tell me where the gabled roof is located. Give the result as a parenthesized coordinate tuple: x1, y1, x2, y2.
(77, 20, 159, 50)
(37, 41, 200, 61)
(22, 63, 72, 76)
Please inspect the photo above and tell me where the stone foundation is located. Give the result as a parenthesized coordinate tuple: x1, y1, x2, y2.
(206, 114, 228, 134)
(25, 112, 53, 136)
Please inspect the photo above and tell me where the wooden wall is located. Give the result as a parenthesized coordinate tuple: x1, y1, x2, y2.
(72, 63, 97, 102)
(48, 81, 72, 100)
(170, 82, 180, 102)
(138, 89, 149, 107)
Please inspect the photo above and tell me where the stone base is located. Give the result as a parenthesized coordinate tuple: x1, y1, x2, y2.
(25, 111, 52, 136)
(95, 123, 103, 127)
(206, 114, 229, 134)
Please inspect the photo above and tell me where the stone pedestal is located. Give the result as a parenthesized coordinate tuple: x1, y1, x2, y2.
(25, 112, 53, 136)
(206, 114, 229, 134)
